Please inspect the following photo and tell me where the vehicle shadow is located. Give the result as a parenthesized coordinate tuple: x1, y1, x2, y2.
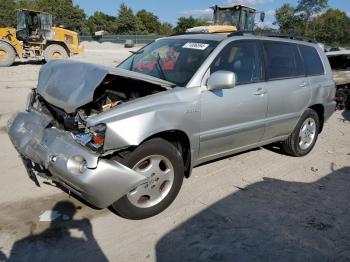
(0, 249, 6, 262)
(12, 60, 44, 66)
(5, 200, 107, 262)
(262, 142, 288, 156)
(156, 166, 350, 261)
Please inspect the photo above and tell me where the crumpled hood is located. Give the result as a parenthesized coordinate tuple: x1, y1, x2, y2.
(36, 60, 174, 114)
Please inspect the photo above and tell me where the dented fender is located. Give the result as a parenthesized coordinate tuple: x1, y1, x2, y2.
(87, 87, 202, 163)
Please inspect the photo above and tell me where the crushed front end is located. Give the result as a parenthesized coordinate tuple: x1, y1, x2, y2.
(7, 90, 147, 208)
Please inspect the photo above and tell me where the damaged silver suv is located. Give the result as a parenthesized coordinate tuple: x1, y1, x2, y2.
(8, 34, 336, 219)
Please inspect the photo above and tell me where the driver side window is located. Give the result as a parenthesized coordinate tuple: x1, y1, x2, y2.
(211, 41, 263, 85)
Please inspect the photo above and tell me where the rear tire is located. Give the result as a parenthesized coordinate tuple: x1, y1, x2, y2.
(44, 44, 68, 62)
(0, 41, 16, 67)
(111, 138, 184, 220)
(282, 109, 320, 157)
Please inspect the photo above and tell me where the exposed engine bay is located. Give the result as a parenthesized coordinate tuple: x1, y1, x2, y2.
(86, 75, 166, 115)
(31, 74, 168, 152)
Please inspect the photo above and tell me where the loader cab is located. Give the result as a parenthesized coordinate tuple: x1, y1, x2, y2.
(16, 9, 52, 42)
(212, 5, 261, 31)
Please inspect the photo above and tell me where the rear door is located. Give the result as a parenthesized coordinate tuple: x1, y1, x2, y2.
(262, 41, 311, 141)
(199, 40, 268, 160)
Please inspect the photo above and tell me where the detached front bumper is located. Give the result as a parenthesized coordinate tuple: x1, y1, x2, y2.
(8, 110, 146, 208)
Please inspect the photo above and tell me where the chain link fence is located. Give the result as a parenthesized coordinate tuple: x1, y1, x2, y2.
(79, 35, 166, 44)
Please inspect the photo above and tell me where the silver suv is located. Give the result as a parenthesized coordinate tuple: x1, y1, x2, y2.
(8, 34, 336, 219)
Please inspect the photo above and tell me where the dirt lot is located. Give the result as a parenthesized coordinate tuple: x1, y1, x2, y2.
(0, 42, 349, 262)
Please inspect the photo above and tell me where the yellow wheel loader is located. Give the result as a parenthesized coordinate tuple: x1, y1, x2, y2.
(0, 9, 83, 67)
(187, 4, 265, 33)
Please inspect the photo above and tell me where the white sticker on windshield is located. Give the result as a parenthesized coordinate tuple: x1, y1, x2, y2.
(182, 42, 210, 50)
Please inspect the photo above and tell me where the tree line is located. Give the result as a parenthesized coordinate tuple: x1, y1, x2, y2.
(0, 0, 209, 35)
(0, 0, 349, 45)
(273, 0, 350, 46)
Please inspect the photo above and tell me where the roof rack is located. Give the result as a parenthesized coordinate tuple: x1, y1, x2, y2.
(228, 31, 317, 43)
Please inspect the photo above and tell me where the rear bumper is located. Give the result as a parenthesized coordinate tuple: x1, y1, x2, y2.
(7, 110, 146, 208)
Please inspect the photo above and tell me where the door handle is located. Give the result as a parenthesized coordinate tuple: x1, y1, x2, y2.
(254, 88, 267, 96)
(299, 81, 308, 88)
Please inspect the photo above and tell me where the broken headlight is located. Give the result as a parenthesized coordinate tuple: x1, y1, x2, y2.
(72, 124, 106, 152)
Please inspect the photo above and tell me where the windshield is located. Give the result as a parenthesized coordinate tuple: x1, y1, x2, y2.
(118, 39, 219, 86)
(214, 9, 241, 26)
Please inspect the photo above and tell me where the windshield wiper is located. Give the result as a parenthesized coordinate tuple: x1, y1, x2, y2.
(130, 49, 144, 70)
(156, 52, 167, 82)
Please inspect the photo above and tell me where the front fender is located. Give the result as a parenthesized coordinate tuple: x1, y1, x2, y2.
(103, 107, 196, 150)
(87, 87, 201, 154)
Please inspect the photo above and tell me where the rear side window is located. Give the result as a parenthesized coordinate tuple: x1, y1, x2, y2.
(264, 42, 304, 80)
(211, 41, 263, 85)
(299, 45, 324, 76)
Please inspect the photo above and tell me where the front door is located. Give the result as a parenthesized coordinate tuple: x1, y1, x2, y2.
(199, 40, 268, 161)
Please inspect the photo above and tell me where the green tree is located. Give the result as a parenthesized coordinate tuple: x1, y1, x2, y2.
(296, 0, 328, 20)
(34, 0, 88, 33)
(17, 0, 37, 9)
(115, 3, 139, 34)
(275, 0, 330, 36)
(274, 3, 304, 34)
(174, 16, 209, 33)
(158, 22, 174, 35)
(0, 0, 16, 27)
(296, 0, 328, 34)
(87, 11, 117, 34)
(136, 9, 161, 34)
(309, 9, 350, 45)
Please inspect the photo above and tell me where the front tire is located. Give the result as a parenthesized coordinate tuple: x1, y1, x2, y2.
(0, 41, 16, 67)
(111, 138, 184, 219)
(44, 44, 68, 62)
(282, 109, 320, 157)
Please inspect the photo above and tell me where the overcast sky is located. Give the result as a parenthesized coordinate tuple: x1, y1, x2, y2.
(73, 0, 350, 26)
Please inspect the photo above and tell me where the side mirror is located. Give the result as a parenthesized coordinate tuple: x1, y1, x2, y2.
(207, 71, 236, 91)
(260, 12, 265, 22)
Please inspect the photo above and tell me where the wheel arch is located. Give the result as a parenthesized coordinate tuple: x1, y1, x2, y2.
(143, 130, 192, 178)
(309, 104, 325, 133)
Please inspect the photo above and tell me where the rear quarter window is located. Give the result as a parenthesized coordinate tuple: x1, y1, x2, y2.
(299, 45, 325, 76)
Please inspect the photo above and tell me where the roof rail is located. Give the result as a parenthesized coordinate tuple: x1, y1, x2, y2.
(227, 31, 317, 43)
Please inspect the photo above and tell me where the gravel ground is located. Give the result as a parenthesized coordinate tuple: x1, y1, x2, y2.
(0, 42, 349, 262)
